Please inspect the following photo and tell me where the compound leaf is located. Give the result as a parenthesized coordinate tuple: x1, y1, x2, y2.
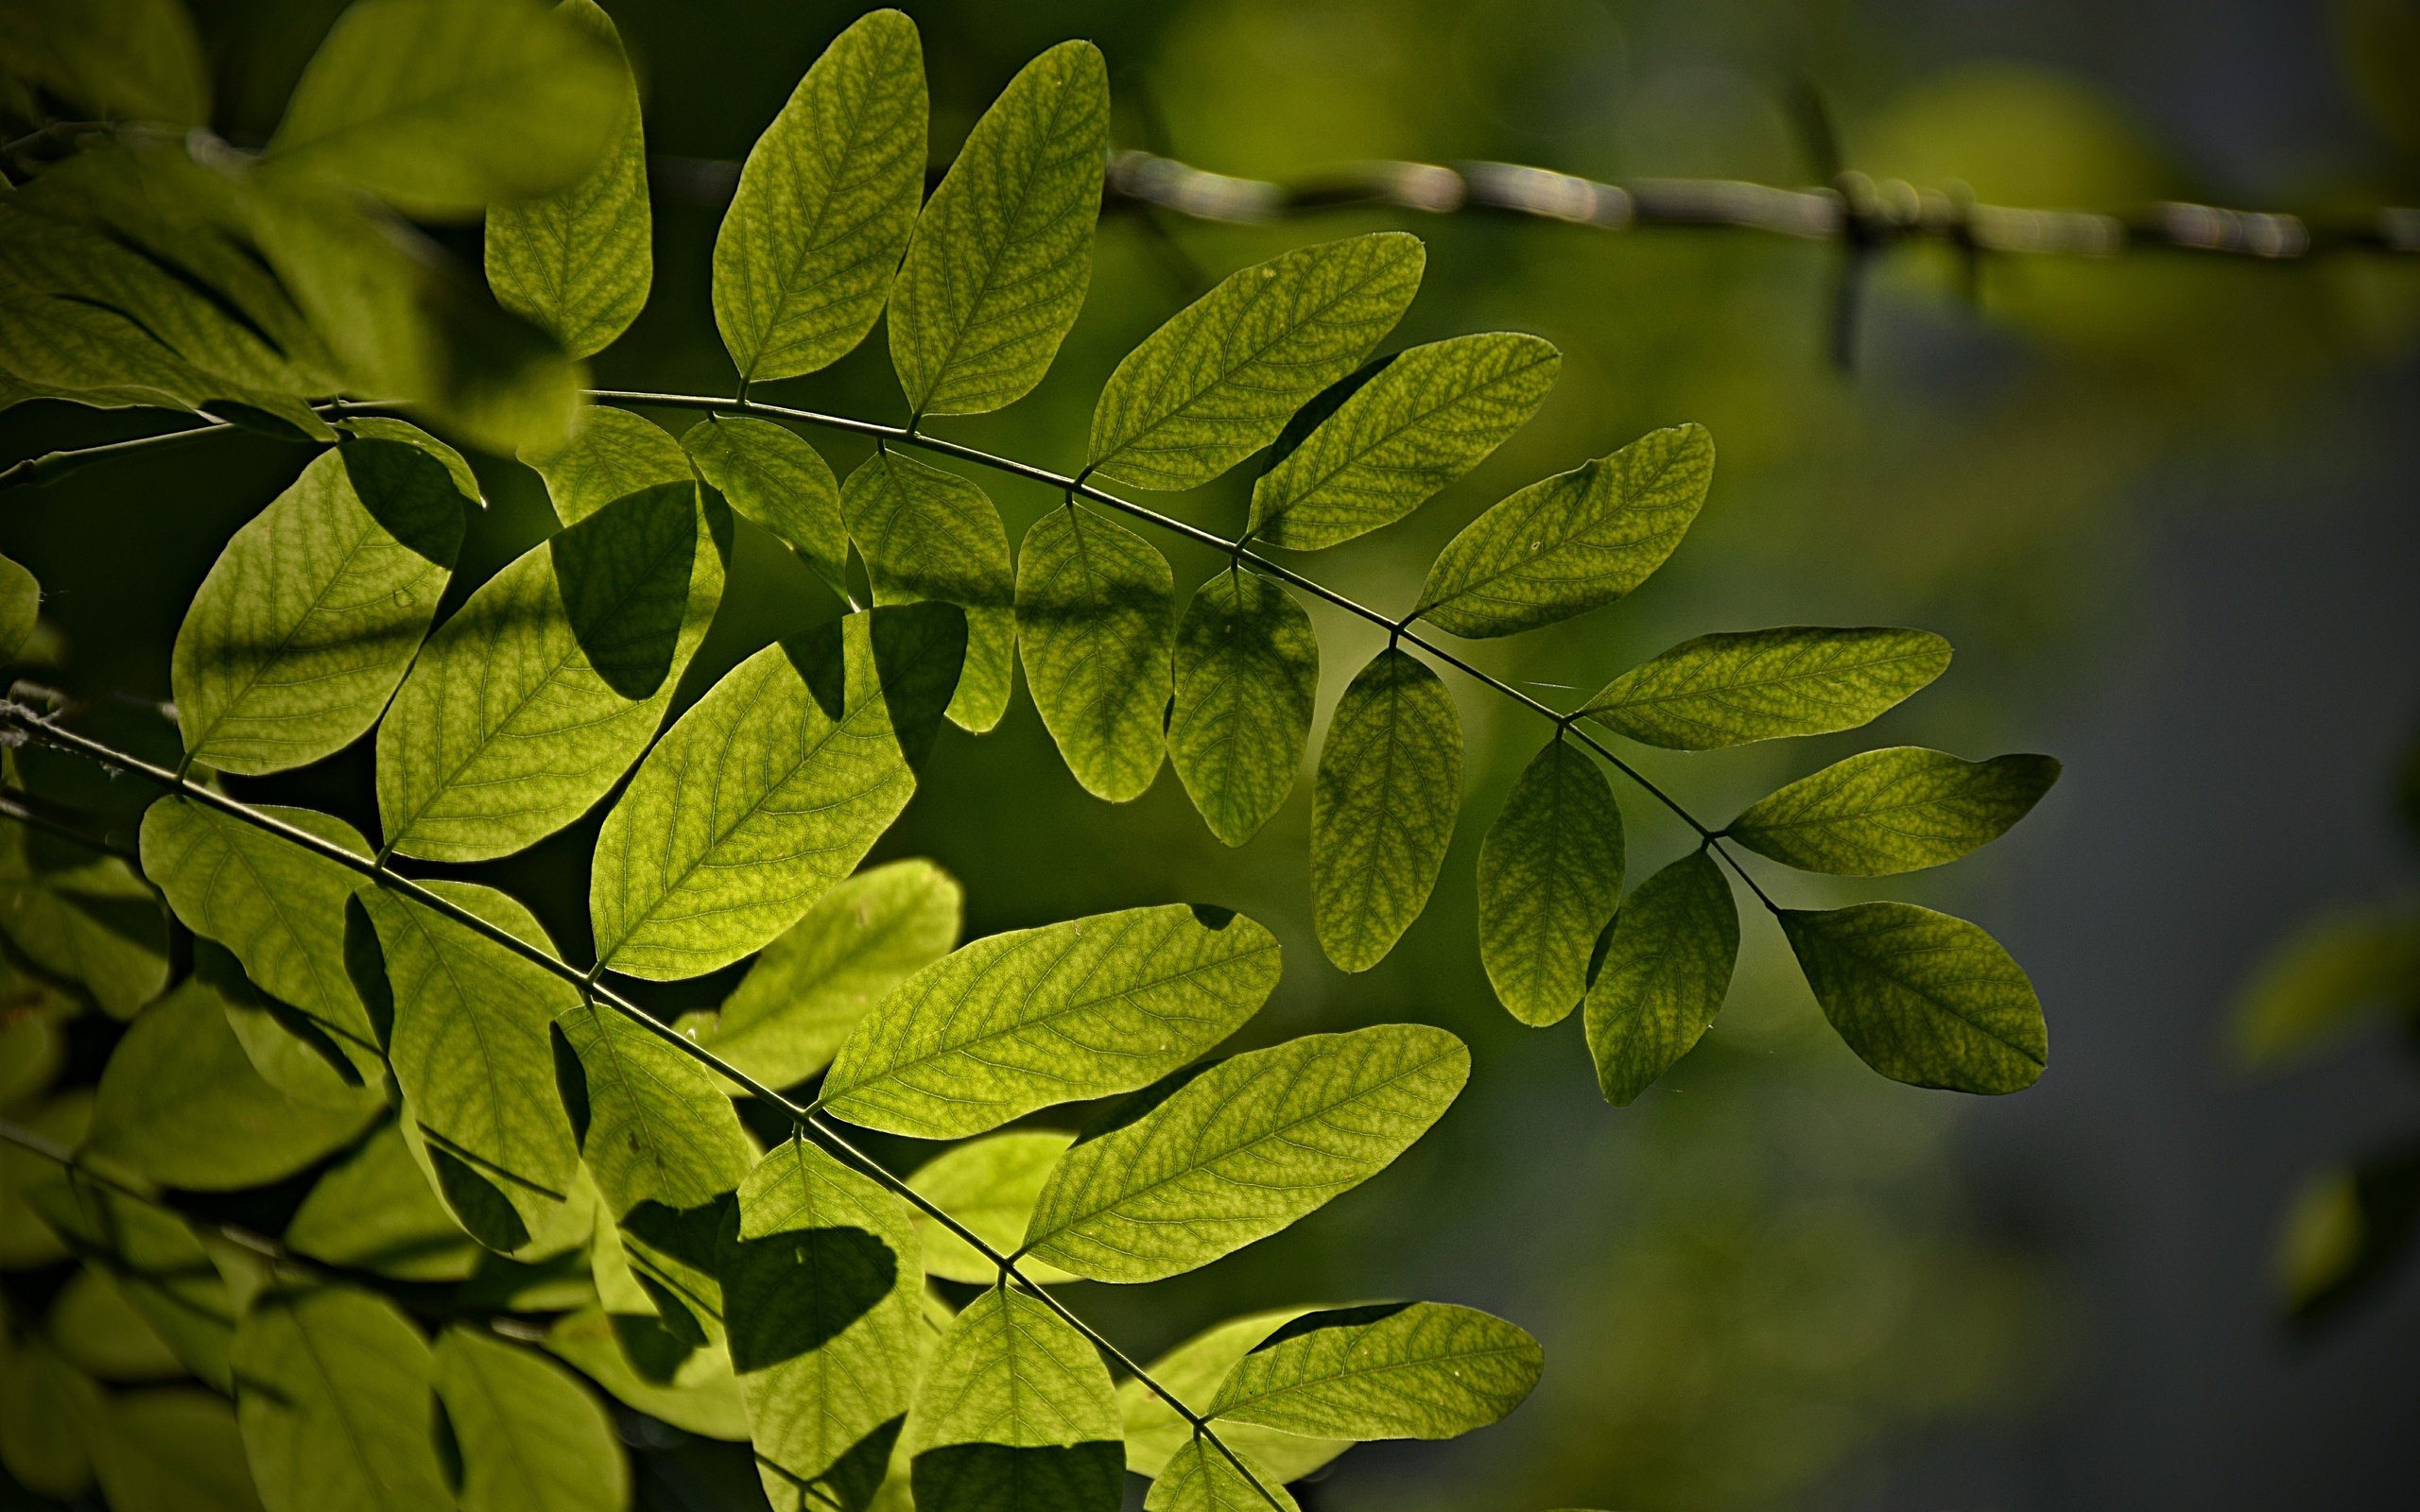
(1022, 1024, 1468, 1283)
(908, 1130, 1076, 1285)
(1169, 571, 1318, 847)
(1310, 647, 1462, 972)
(557, 999, 754, 1217)
(173, 440, 465, 775)
(436, 1325, 628, 1512)
(821, 904, 1280, 1140)
(1145, 1440, 1298, 1512)
(1583, 850, 1737, 1107)
(1780, 902, 2048, 1094)
(1581, 627, 1951, 750)
(484, 0, 650, 357)
(378, 479, 723, 862)
(1725, 747, 2060, 876)
(1115, 1312, 1348, 1483)
(683, 415, 848, 594)
(889, 41, 1106, 418)
(1089, 232, 1425, 491)
(525, 406, 690, 526)
(233, 1285, 452, 1512)
(715, 9, 925, 383)
(591, 607, 959, 979)
(1477, 740, 1623, 1026)
(1414, 423, 1713, 639)
(1208, 1301, 1541, 1441)
(841, 449, 1016, 731)
(1016, 504, 1173, 802)
(904, 1286, 1122, 1512)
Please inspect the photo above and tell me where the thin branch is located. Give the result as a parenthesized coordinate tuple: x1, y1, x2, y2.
(0, 1115, 311, 1277)
(0, 415, 233, 491)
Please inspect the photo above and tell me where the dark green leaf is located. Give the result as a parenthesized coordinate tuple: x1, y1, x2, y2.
(1581, 627, 1951, 750)
(524, 405, 690, 526)
(88, 1389, 262, 1512)
(1115, 1312, 1347, 1483)
(1208, 1301, 1542, 1440)
(0, 0, 209, 124)
(285, 1121, 481, 1282)
(0, 1335, 101, 1497)
(24, 1175, 237, 1389)
(47, 1264, 182, 1381)
(336, 416, 484, 506)
(908, 1130, 1076, 1285)
(905, 1286, 1122, 1512)
(683, 416, 848, 594)
(1477, 740, 1623, 1025)
(1725, 747, 2060, 876)
(0, 822, 168, 1020)
(2231, 904, 2420, 1067)
(1780, 902, 2048, 1094)
(557, 1000, 754, 1216)
(1169, 571, 1318, 846)
(1016, 504, 1173, 802)
(1583, 850, 1737, 1106)
(0, 552, 38, 661)
(233, 1285, 452, 1512)
(1310, 647, 1462, 972)
(435, 1326, 629, 1512)
(843, 449, 1016, 731)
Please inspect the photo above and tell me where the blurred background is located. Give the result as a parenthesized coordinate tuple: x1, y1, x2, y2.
(6, 0, 2418, 1507)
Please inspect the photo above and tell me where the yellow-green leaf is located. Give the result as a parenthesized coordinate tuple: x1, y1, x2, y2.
(1310, 647, 1462, 972)
(1477, 740, 1623, 1026)
(841, 449, 1017, 732)
(1725, 747, 2059, 876)
(1169, 571, 1318, 847)
(1583, 850, 1737, 1106)
(1016, 504, 1173, 802)
(1581, 627, 1951, 750)
(1781, 902, 2048, 1094)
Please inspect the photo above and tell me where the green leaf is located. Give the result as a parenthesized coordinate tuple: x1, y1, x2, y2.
(1310, 647, 1463, 972)
(908, 1130, 1076, 1285)
(714, 9, 925, 383)
(25, 1175, 238, 1389)
(86, 972, 379, 1190)
(48, 1264, 183, 1381)
(591, 607, 958, 979)
(0, 1091, 88, 1270)
(681, 859, 961, 1091)
(889, 40, 1107, 418)
(1022, 1024, 1468, 1283)
(1015, 504, 1174, 802)
(843, 449, 1017, 732)
(172, 440, 465, 775)
(1413, 422, 1714, 639)
(233, 1285, 452, 1512)
(285, 1121, 481, 1282)
(1088, 232, 1426, 491)
(525, 405, 691, 526)
(88, 1389, 263, 1512)
(2231, 905, 2420, 1068)
(541, 1305, 751, 1440)
(1477, 740, 1624, 1026)
(1115, 1311, 1348, 1483)
(1780, 902, 2048, 1094)
(1245, 332, 1557, 551)
(724, 1137, 922, 1512)
(204, 942, 382, 1114)
(137, 799, 381, 1073)
(0, 823, 168, 1020)
(1725, 747, 2060, 876)
(361, 883, 583, 1248)
(1583, 850, 1738, 1107)
(904, 1285, 1123, 1512)
(337, 416, 485, 506)
(1208, 1301, 1542, 1441)
(557, 999, 754, 1217)
(0, 1335, 102, 1497)
(0, 552, 38, 661)
(1169, 571, 1318, 846)
(485, 0, 650, 357)
(377, 479, 724, 862)
(821, 903, 1280, 1140)
(683, 416, 848, 594)
(0, 0, 210, 124)
(264, 0, 627, 219)
(1580, 627, 1952, 750)
(435, 1326, 629, 1512)
(1145, 1439, 1299, 1512)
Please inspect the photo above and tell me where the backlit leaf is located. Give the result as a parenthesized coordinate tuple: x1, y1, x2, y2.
(1580, 627, 1951, 750)
(1310, 647, 1462, 972)
(1169, 571, 1318, 847)
(1780, 902, 2048, 1094)
(908, 1130, 1076, 1285)
(378, 479, 724, 862)
(525, 406, 690, 526)
(842, 449, 1017, 731)
(1246, 331, 1555, 550)
(1208, 1301, 1542, 1441)
(485, 0, 651, 357)
(557, 1000, 754, 1217)
(889, 41, 1107, 418)
(1414, 423, 1713, 639)
(821, 904, 1280, 1140)
(683, 415, 848, 594)
(435, 1325, 630, 1512)
(904, 1285, 1122, 1512)
(336, 416, 484, 506)
(1022, 1024, 1468, 1283)
(1115, 1311, 1349, 1483)
(715, 9, 925, 383)
(1725, 747, 2060, 876)
(1089, 232, 1425, 491)
(285, 1121, 480, 1282)
(1583, 850, 1737, 1107)
(1477, 740, 1623, 1026)
(233, 1285, 452, 1512)
(541, 1305, 751, 1440)
(1145, 1439, 1299, 1512)
(1016, 504, 1173, 802)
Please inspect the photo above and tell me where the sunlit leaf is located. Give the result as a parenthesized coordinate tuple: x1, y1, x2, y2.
(435, 1325, 630, 1512)
(1477, 740, 1623, 1026)
(1115, 1311, 1349, 1482)
(1726, 747, 2060, 876)
(541, 1304, 752, 1440)
(88, 1389, 262, 1512)
(264, 0, 627, 219)
(378, 479, 724, 862)
(890, 41, 1107, 418)
(1145, 1439, 1299, 1512)
(591, 607, 959, 980)
(0, 0, 210, 124)
(821, 904, 1280, 1140)
(842, 449, 1017, 731)
(1580, 627, 1951, 750)
(1169, 571, 1318, 846)
(1089, 233, 1424, 491)
(1780, 902, 2048, 1094)
(1016, 504, 1173, 802)
(558, 1000, 754, 1217)
(683, 415, 848, 594)
(715, 9, 925, 383)
(1310, 647, 1462, 972)
(525, 405, 690, 526)
(1208, 1301, 1542, 1440)
(285, 1120, 480, 1282)
(1583, 850, 1737, 1107)
(233, 1285, 452, 1512)
(908, 1130, 1076, 1285)
(904, 1285, 1123, 1512)
(203, 942, 381, 1114)
(1244, 332, 1556, 551)
(1023, 1024, 1468, 1283)
(485, 0, 651, 357)
(173, 441, 464, 775)
(1414, 423, 1714, 639)
(0, 823, 168, 1020)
